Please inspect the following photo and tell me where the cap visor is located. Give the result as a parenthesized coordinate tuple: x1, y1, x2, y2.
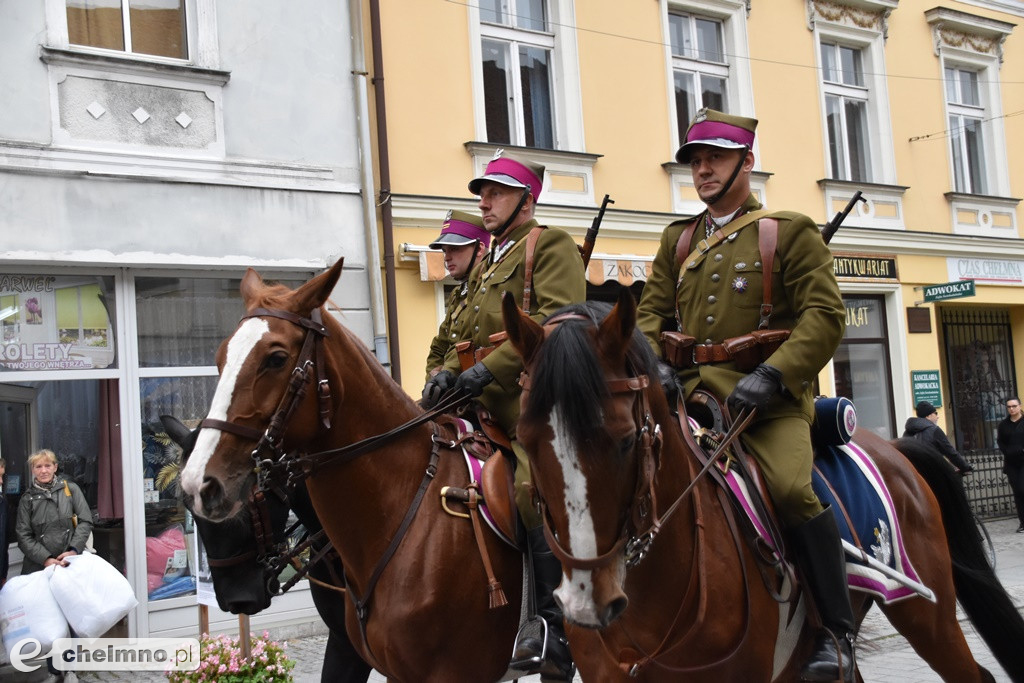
(429, 233, 477, 249)
(676, 139, 749, 164)
(468, 173, 529, 195)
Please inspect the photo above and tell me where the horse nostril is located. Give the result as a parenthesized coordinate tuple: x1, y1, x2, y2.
(602, 596, 628, 626)
(200, 476, 225, 512)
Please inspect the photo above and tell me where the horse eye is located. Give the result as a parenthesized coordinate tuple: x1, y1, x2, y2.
(264, 352, 289, 370)
(619, 435, 636, 456)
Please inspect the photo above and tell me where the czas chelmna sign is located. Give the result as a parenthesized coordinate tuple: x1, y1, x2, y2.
(922, 279, 975, 303)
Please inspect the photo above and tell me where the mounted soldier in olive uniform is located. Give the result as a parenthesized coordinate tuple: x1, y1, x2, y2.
(422, 210, 490, 388)
(636, 109, 854, 682)
(421, 151, 585, 681)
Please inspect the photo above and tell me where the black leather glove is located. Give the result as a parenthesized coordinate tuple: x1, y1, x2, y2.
(657, 361, 679, 409)
(421, 370, 455, 408)
(727, 363, 782, 416)
(454, 362, 495, 398)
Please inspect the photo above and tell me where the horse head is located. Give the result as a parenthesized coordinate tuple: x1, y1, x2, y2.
(179, 259, 344, 522)
(502, 288, 664, 629)
(161, 415, 293, 614)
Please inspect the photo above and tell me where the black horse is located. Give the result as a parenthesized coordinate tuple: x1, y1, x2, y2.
(161, 415, 372, 683)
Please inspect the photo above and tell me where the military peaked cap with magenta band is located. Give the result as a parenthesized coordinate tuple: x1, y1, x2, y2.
(675, 107, 758, 164)
(429, 210, 491, 249)
(468, 149, 545, 202)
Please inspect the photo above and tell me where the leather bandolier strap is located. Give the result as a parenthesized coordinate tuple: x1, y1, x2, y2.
(662, 216, 789, 372)
(456, 225, 547, 371)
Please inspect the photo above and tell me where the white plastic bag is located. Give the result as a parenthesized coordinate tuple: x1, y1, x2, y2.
(49, 553, 138, 638)
(0, 566, 69, 655)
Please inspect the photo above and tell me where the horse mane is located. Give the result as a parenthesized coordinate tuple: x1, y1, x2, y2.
(247, 280, 301, 311)
(522, 300, 658, 448)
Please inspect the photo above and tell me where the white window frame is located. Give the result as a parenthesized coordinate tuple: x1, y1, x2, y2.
(944, 62, 989, 195)
(661, 0, 754, 157)
(669, 12, 729, 145)
(926, 7, 1015, 237)
(45, 0, 220, 69)
(468, 0, 584, 151)
(813, 22, 894, 185)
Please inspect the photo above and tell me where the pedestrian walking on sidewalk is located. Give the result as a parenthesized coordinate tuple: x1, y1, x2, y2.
(902, 401, 973, 475)
(997, 396, 1024, 532)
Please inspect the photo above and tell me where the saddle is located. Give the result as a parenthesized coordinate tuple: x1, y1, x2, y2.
(433, 409, 523, 609)
(673, 391, 932, 605)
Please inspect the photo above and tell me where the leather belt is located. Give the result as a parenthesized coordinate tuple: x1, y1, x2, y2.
(692, 343, 731, 365)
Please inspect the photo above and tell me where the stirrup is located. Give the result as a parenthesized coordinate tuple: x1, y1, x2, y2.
(509, 614, 548, 671)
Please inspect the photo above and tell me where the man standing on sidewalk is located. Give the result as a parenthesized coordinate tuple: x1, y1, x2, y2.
(997, 397, 1024, 532)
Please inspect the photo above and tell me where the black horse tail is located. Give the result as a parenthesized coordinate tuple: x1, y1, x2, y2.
(893, 436, 1024, 681)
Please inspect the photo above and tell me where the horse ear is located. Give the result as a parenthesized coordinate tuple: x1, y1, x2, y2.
(159, 415, 198, 459)
(502, 291, 544, 365)
(240, 267, 264, 307)
(293, 259, 345, 312)
(598, 286, 637, 362)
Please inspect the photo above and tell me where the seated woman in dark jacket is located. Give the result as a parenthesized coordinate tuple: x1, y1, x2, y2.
(16, 449, 94, 574)
(903, 401, 974, 475)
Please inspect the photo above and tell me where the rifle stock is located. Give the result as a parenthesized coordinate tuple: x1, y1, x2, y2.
(580, 193, 614, 268)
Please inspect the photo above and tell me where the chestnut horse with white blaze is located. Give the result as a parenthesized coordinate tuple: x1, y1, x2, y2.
(500, 286, 1024, 682)
(179, 260, 525, 683)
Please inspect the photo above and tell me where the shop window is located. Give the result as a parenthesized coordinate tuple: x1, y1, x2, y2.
(139, 375, 217, 602)
(135, 277, 254, 368)
(0, 379, 126, 607)
(65, 0, 187, 60)
(833, 295, 896, 438)
(0, 274, 116, 371)
(135, 274, 305, 601)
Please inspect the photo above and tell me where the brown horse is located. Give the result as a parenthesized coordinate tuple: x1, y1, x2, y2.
(178, 260, 525, 683)
(501, 287, 1024, 682)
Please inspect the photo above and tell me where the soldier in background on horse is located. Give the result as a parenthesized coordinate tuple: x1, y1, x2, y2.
(636, 108, 854, 682)
(421, 210, 490, 398)
(421, 151, 586, 680)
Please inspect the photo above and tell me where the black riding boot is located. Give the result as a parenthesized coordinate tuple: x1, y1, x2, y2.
(510, 527, 575, 681)
(791, 507, 856, 683)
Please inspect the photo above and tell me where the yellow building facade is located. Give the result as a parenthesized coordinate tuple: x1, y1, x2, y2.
(374, 0, 1024, 513)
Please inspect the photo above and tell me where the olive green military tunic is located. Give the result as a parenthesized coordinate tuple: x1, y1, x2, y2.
(445, 218, 586, 527)
(425, 280, 474, 380)
(636, 194, 845, 526)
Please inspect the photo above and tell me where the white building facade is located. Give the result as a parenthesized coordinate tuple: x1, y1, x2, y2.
(0, 0, 381, 639)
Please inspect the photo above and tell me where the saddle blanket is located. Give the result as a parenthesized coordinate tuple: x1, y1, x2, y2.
(721, 439, 928, 604)
(454, 418, 518, 548)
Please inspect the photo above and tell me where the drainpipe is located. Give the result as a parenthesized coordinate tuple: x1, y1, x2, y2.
(349, 0, 391, 373)
(367, 0, 402, 383)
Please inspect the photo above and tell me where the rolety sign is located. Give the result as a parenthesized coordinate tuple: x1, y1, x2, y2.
(1, 274, 116, 370)
(922, 280, 975, 303)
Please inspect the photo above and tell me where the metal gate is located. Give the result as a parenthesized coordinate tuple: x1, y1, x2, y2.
(942, 308, 1017, 518)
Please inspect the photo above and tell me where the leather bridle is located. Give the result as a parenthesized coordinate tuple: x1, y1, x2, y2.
(518, 312, 664, 573)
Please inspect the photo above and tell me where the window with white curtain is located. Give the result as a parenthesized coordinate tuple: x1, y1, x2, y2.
(669, 11, 727, 146)
(479, 0, 555, 148)
(820, 41, 871, 182)
(945, 65, 987, 195)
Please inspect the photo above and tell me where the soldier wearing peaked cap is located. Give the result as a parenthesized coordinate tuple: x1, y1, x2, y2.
(421, 210, 491, 400)
(421, 150, 585, 681)
(636, 108, 853, 682)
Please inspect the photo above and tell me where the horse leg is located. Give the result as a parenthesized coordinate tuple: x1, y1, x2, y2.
(877, 586, 991, 682)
